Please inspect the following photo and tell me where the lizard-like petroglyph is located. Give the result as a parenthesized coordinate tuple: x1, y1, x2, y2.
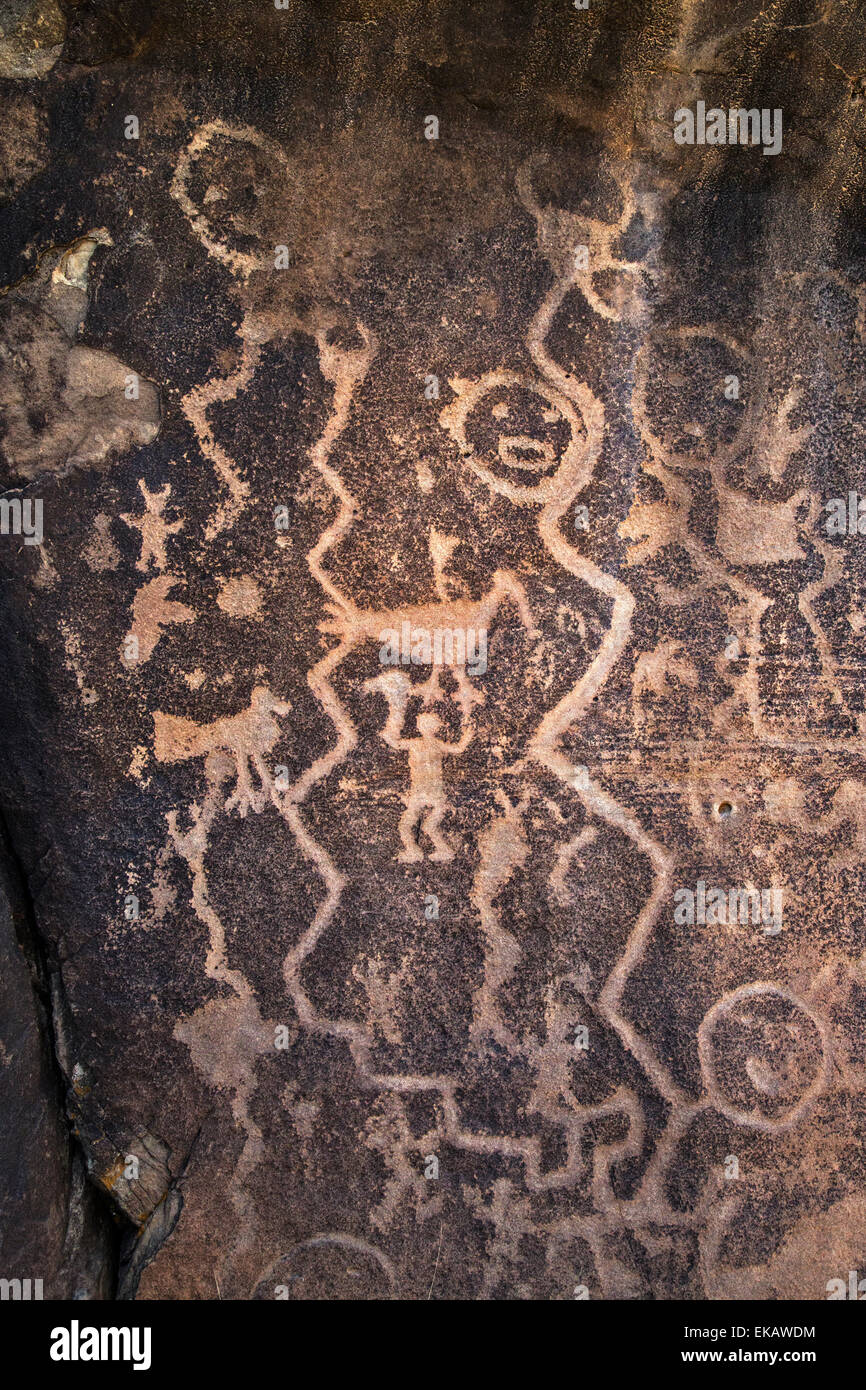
(121, 575, 194, 667)
(121, 480, 183, 573)
(120, 480, 193, 665)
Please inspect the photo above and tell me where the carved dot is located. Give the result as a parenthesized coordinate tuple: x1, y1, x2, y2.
(716, 800, 734, 819)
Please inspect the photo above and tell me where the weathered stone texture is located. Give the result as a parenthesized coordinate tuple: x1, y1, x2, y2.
(1, 1, 866, 1300)
(0, 854, 114, 1298)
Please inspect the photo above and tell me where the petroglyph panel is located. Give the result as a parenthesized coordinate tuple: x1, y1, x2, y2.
(1, 0, 865, 1304)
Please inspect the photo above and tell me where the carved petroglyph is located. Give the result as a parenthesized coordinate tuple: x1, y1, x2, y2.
(170, 122, 302, 536)
(263, 161, 693, 1283)
(266, 287, 644, 1231)
(122, 575, 194, 667)
(439, 369, 590, 503)
(170, 120, 292, 280)
(549, 824, 598, 908)
(363, 1092, 442, 1234)
(697, 983, 832, 1132)
(179, 314, 261, 538)
(631, 640, 699, 734)
(627, 323, 851, 739)
(761, 776, 866, 873)
(363, 669, 477, 863)
(121, 481, 183, 572)
(502, 176, 699, 1237)
(255, 161, 684, 1283)
(140, 320, 379, 1287)
(131, 126, 864, 1297)
(517, 157, 655, 326)
(470, 791, 529, 1045)
(154, 686, 291, 818)
(152, 683, 293, 1285)
(174, 989, 275, 1261)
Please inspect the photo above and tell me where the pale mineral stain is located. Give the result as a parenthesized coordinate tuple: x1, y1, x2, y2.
(82, 513, 121, 573)
(216, 575, 262, 618)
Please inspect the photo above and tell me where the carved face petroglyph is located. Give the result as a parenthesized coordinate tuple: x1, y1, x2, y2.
(470, 384, 571, 473)
(698, 983, 832, 1131)
(439, 370, 590, 504)
(170, 120, 290, 278)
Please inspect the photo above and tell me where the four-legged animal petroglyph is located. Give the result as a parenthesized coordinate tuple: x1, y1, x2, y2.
(154, 685, 292, 817)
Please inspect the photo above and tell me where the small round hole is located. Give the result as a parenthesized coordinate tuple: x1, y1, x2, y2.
(716, 800, 734, 819)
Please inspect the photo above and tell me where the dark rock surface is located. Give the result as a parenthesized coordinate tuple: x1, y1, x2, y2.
(1, 0, 866, 1299)
(0, 839, 114, 1298)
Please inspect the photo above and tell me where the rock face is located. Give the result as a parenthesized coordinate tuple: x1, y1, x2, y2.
(0, 230, 160, 482)
(1, 1, 866, 1301)
(0, 851, 114, 1298)
(0, 0, 65, 81)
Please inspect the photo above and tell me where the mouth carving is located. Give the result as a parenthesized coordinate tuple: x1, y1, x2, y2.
(496, 435, 557, 470)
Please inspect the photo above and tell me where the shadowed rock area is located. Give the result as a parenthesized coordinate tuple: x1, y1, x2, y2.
(1, 0, 866, 1300)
